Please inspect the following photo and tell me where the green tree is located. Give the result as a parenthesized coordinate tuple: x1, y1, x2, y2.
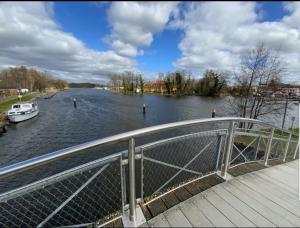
(175, 72, 182, 95)
(139, 75, 144, 94)
(164, 74, 172, 95)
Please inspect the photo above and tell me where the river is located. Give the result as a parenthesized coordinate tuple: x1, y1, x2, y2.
(0, 88, 298, 167)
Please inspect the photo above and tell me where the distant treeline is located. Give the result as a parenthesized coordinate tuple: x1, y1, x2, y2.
(109, 70, 229, 97)
(162, 70, 228, 96)
(0, 66, 68, 92)
(69, 83, 101, 88)
(109, 71, 144, 94)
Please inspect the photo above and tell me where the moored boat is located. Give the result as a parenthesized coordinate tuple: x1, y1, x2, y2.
(7, 102, 39, 123)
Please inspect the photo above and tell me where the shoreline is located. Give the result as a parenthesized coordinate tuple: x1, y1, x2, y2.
(110, 89, 227, 98)
(0, 90, 65, 129)
(0, 89, 66, 114)
(110, 89, 300, 101)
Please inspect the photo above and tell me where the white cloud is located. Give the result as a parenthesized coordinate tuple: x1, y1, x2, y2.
(106, 2, 178, 57)
(173, 2, 300, 83)
(0, 2, 135, 82)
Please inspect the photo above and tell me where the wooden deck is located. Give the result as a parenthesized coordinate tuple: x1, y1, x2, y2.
(143, 160, 300, 227)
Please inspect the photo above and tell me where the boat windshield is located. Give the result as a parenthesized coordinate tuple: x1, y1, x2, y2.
(12, 104, 21, 109)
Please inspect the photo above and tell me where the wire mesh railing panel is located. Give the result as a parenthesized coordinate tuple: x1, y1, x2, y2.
(141, 130, 226, 202)
(0, 155, 123, 227)
(269, 138, 286, 159)
(231, 133, 261, 166)
(286, 140, 299, 159)
(268, 138, 281, 159)
(269, 138, 287, 160)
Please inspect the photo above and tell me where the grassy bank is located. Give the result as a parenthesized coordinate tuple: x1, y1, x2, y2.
(0, 94, 35, 113)
(235, 127, 299, 153)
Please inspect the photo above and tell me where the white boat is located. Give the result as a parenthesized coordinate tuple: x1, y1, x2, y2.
(7, 102, 39, 123)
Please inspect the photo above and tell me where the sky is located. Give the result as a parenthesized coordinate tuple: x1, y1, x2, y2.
(0, 1, 300, 83)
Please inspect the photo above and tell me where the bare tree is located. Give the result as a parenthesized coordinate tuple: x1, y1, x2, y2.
(108, 71, 145, 94)
(228, 43, 287, 129)
(0, 66, 68, 92)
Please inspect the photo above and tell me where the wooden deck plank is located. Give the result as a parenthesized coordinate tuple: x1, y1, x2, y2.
(173, 187, 192, 202)
(250, 171, 298, 196)
(161, 192, 180, 209)
(230, 178, 300, 225)
(143, 161, 300, 227)
(263, 166, 299, 183)
(191, 195, 235, 227)
(183, 182, 202, 195)
(252, 169, 299, 193)
(268, 159, 284, 166)
(274, 163, 299, 173)
(178, 201, 214, 227)
(203, 188, 255, 227)
(141, 205, 152, 221)
(147, 214, 170, 227)
(243, 162, 265, 171)
(195, 179, 213, 190)
(282, 162, 298, 170)
(228, 162, 266, 177)
(164, 207, 192, 227)
(268, 160, 298, 173)
(258, 168, 298, 189)
(212, 184, 276, 227)
(237, 174, 300, 212)
(228, 166, 247, 177)
(245, 171, 299, 202)
(263, 170, 299, 191)
(284, 161, 299, 168)
(200, 174, 224, 186)
(147, 198, 167, 217)
(221, 181, 295, 227)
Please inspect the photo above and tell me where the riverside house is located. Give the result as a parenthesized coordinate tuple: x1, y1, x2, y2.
(144, 80, 167, 94)
(0, 86, 19, 97)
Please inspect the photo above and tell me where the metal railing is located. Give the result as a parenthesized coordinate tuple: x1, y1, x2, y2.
(0, 117, 298, 227)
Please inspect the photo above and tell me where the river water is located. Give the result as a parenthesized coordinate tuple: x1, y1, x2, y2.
(0, 88, 298, 168)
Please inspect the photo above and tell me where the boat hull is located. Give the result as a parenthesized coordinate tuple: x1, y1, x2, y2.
(8, 110, 39, 123)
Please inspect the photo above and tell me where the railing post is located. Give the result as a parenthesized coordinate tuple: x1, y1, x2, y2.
(283, 132, 292, 162)
(128, 138, 136, 222)
(222, 121, 235, 179)
(254, 136, 261, 160)
(215, 135, 223, 170)
(264, 127, 274, 166)
(293, 141, 299, 160)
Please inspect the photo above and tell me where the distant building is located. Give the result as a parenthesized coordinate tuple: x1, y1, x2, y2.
(281, 84, 300, 96)
(20, 88, 29, 94)
(0, 86, 19, 96)
(45, 86, 56, 93)
(252, 83, 300, 97)
(144, 80, 167, 94)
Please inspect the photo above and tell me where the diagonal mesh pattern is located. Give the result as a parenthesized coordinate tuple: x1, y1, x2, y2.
(286, 140, 298, 159)
(231, 133, 261, 165)
(0, 155, 123, 227)
(268, 138, 286, 159)
(141, 130, 226, 202)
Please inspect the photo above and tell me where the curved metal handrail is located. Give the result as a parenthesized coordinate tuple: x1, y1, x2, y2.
(0, 117, 291, 179)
